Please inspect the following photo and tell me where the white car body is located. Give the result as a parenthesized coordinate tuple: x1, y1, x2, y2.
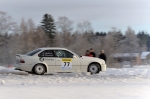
(15, 47, 106, 75)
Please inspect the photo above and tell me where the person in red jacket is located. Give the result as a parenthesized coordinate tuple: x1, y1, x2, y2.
(85, 50, 93, 57)
(90, 48, 96, 57)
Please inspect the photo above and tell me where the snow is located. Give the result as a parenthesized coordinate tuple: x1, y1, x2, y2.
(141, 52, 150, 59)
(112, 53, 140, 58)
(1, 65, 150, 99)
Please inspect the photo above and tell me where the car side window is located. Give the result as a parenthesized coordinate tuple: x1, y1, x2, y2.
(38, 50, 54, 57)
(26, 49, 41, 56)
(54, 50, 73, 58)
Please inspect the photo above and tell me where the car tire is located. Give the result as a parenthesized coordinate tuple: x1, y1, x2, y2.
(88, 63, 100, 74)
(34, 64, 45, 75)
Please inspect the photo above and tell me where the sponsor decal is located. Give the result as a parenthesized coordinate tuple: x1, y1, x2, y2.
(62, 58, 72, 62)
(39, 57, 44, 62)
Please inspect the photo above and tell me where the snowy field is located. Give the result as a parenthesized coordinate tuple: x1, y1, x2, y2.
(1, 65, 150, 99)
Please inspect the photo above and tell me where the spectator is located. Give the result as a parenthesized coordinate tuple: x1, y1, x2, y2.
(90, 48, 96, 57)
(85, 50, 93, 57)
(99, 50, 107, 62)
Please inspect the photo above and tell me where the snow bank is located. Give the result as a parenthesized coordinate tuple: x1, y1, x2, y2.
(0, 65, 150, 86)
(1, 65, 150, 76)
(101, 66, 150, 76)
(1, 65, 150, 99)
(0, 66, 28, 75)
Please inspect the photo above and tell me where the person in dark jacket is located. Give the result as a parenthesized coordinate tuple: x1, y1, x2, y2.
(99, 50, 107, 62)
(89, 48, 96, 57)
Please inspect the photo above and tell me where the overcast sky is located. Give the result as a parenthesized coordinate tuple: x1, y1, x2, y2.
(0, 0, 150, 33)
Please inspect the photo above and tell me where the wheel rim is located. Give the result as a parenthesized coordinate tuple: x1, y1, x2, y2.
(89, 64, 98, 74)
(35, 65, 44, 74)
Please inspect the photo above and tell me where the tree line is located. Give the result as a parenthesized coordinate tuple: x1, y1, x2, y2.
(0, 11, 150, 67)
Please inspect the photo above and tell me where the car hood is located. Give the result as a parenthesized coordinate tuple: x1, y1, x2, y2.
(81, 56, 104, 62)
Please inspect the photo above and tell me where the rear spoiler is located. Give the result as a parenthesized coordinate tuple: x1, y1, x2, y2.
(16, 54, 26, 57)
(16, 54, 26, 58)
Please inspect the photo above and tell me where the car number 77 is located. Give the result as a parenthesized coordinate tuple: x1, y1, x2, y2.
(64, 62, 70, 66)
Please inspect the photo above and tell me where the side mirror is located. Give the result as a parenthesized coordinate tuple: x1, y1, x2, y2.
(73, 55, 77, 58)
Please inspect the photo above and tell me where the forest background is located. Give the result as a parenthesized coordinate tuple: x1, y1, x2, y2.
(0, 11, 149, 67)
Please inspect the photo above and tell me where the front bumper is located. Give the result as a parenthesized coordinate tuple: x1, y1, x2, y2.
(101, 64, 106, 71)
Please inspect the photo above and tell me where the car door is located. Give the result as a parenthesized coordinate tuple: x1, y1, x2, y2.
(38, 50, 55, 72)
(54, 50, 81, 72)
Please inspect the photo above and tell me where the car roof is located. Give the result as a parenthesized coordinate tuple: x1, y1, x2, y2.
(39, 47, 68, 50)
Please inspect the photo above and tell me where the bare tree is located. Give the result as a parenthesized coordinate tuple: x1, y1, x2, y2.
(56, 16, 73, 33)
(0, 11, 16, 65)
(76, 21, 93, 34)
(0, 11, 16, 35)
(126, 27, 139, 67)
(119, 27, 139, 67)
(103, 28, 123, 57)
(55, 16, 74, 47)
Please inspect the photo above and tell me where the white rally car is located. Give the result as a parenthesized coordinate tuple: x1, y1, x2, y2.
(15, 47, 106, 75)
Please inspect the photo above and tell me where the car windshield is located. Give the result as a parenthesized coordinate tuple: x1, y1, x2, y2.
(26, 49, 41, 56)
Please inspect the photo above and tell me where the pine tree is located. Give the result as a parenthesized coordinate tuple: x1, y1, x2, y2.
(137, 31, 149, 51)
(41, 14, 56, 46)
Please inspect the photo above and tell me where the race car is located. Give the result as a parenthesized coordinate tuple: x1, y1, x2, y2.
(15, 47, 106, 75)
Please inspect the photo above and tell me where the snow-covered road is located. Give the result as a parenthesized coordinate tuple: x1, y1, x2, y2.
(0, 65, 150, 99)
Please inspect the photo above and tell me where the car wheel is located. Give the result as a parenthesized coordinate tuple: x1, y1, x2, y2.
(89, 63, 99, 74)
(34, 64, 45, 75)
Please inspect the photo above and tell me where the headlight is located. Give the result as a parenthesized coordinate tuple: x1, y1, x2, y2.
(101, 60, 105, 65)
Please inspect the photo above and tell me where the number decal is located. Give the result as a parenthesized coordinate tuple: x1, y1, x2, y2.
(62, 58, 72, 69)
(63, 62, 70, 66)
(67, 62, 70, 66)
(64, 62, 66, 66)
